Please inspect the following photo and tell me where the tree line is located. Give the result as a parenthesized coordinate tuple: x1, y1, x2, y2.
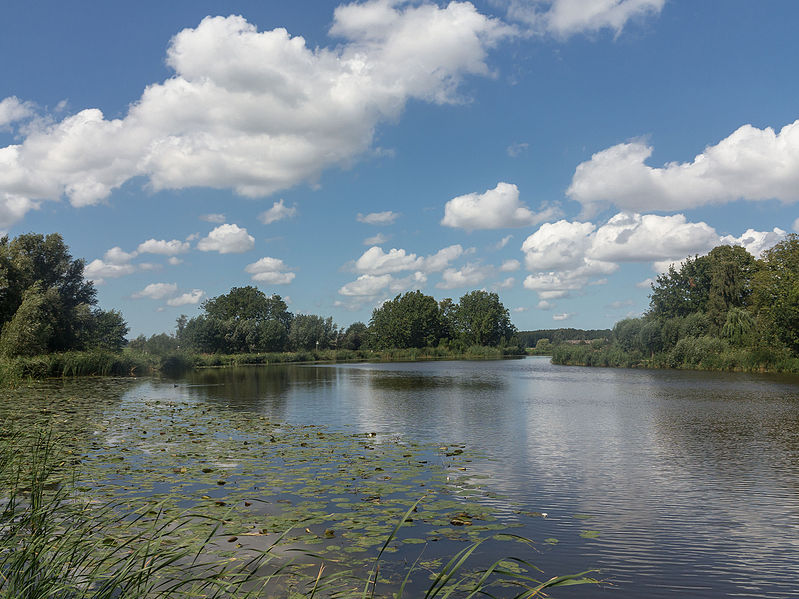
(553, 235, 799, 371)
(131, 287, 518, 355)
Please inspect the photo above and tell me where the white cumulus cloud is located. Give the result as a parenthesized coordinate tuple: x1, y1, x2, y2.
(167, 289, 206, 306)
(553, 312, 573, 321)
(132, 282, 179, 300)
(357, 211, 400, 225)
(363, 232, 389, 245)
(244, 257, 295, 284)
(137, 238, 191, 255)
(436, 262, 490, 289)
(197, 224, 255, 254)
(0, 96, 35, 128)
(200, 213, 226, 223)
(259, 199, 297, 225)
(339, 274, 393, 297)
(505, 0, 664, 37)
(568, 120, 799, 215)
(0, 3, 510, 227)
(442, 182, 559, 230)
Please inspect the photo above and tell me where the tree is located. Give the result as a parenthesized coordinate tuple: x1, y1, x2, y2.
(341, 322, 368, 350)
(289, 315, 337, 350)
(752, 234, 799, 353)
(648, 255, 712, 319)
(180, 286, 294, 353)
(369, 291, 444, 349)
(0, 233, 127, 356)
(452, 290, 515, 346)
(202, 286, 292, 330)
(706, 245, 757, 330)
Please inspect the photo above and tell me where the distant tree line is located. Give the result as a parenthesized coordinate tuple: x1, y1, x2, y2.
(131, 287, 518, 355)
(0, 233, 128, 357)
(516, 328, 611, 347)
(553, 236, 799, 371)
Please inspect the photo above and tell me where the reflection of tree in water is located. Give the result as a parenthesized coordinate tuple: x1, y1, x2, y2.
(0, 377, 141, 454)
(181, 364, 342, 416)
(367, 371, 506, 392)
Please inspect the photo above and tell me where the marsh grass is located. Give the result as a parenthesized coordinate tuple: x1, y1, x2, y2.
(1, 427, 597, 598)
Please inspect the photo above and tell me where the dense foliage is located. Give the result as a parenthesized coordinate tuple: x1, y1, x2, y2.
(167, 287, 518, 355)
(553, 236, 799, 372)
(0, 233, 128, 357)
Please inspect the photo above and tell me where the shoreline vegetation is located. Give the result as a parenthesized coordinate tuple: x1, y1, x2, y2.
(0, 344, 526, 385)
(549, 236, 799, 374)
(3, 232, 799, 381)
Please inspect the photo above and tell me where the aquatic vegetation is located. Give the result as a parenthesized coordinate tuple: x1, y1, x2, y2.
(0, 381, 597, 597)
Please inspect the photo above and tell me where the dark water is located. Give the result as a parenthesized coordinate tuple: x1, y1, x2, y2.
(145, 356, 799, 598)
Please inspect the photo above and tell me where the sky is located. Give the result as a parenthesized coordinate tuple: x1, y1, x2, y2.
(1, 0, 797, 338)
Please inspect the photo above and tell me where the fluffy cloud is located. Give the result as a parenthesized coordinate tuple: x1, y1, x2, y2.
(436, 262, 490, 289)
(357, 211, 400, 225)
(442, 182, 559, 230)
(354, 244, 464, 275)
(568, 121, 799, 215)
(197, 224, 255, 254)
(421, 245, 464, 272)
(521, 220, 597, 271)
(338, 274, 393, 297)
(553, 312, 573, 321)
(589, 212, 719, 263)
(244, 257, 295, 284)
(505, 0, 664, 37)
(363, 232, 389, 245)
(0, 5, 509, 228)
(200, 213, 225, 223)
(167, 289, 205, 306)
(259, 199, 297, 225)
(500, 259, 520, 272)
(132, 282, 179, 300)
(494, 276, 515, 289)
(520, 212, 786, 300)
(84, 246, 139, 284)
(355, 246, 422, 274)
(719, 227, 786, 259)
(0, 97, 34, 128)
(137, 238, 191, 255)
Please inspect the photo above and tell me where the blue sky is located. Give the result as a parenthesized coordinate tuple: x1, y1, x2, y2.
(1, 0, 797, 338)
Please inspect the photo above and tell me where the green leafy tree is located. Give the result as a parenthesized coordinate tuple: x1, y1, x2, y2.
(289, 315, 337, 350)
(202, 286, 292, 329)
(340, 322, 368, 350)
(0, 284, 55, 357)
(0, 233, 127, 355)
(752, 234, 799, 353)
(721, 307, 755, 347)
(369, 291, 444, 349)
(648, 255, 712, 319)
(452, 290, 515, 346)
(706, 245, 757, 330)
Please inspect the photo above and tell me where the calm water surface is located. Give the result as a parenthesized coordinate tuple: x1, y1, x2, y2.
(159, 356, 799, 598)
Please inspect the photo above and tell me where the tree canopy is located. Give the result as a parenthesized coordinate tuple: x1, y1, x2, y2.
(0, 233, 128, 356)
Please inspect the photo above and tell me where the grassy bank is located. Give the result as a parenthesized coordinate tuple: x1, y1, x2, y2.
(551, 339, 799, 373)
(0, 345, 525, 385)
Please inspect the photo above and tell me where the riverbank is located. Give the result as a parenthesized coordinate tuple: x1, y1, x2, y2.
(0, 345, 526, 385)
(551, 340, 799, 373)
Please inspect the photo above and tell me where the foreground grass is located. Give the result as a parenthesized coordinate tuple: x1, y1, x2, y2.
(0, 426, 596, 598)
(0, 345, 525, 385)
